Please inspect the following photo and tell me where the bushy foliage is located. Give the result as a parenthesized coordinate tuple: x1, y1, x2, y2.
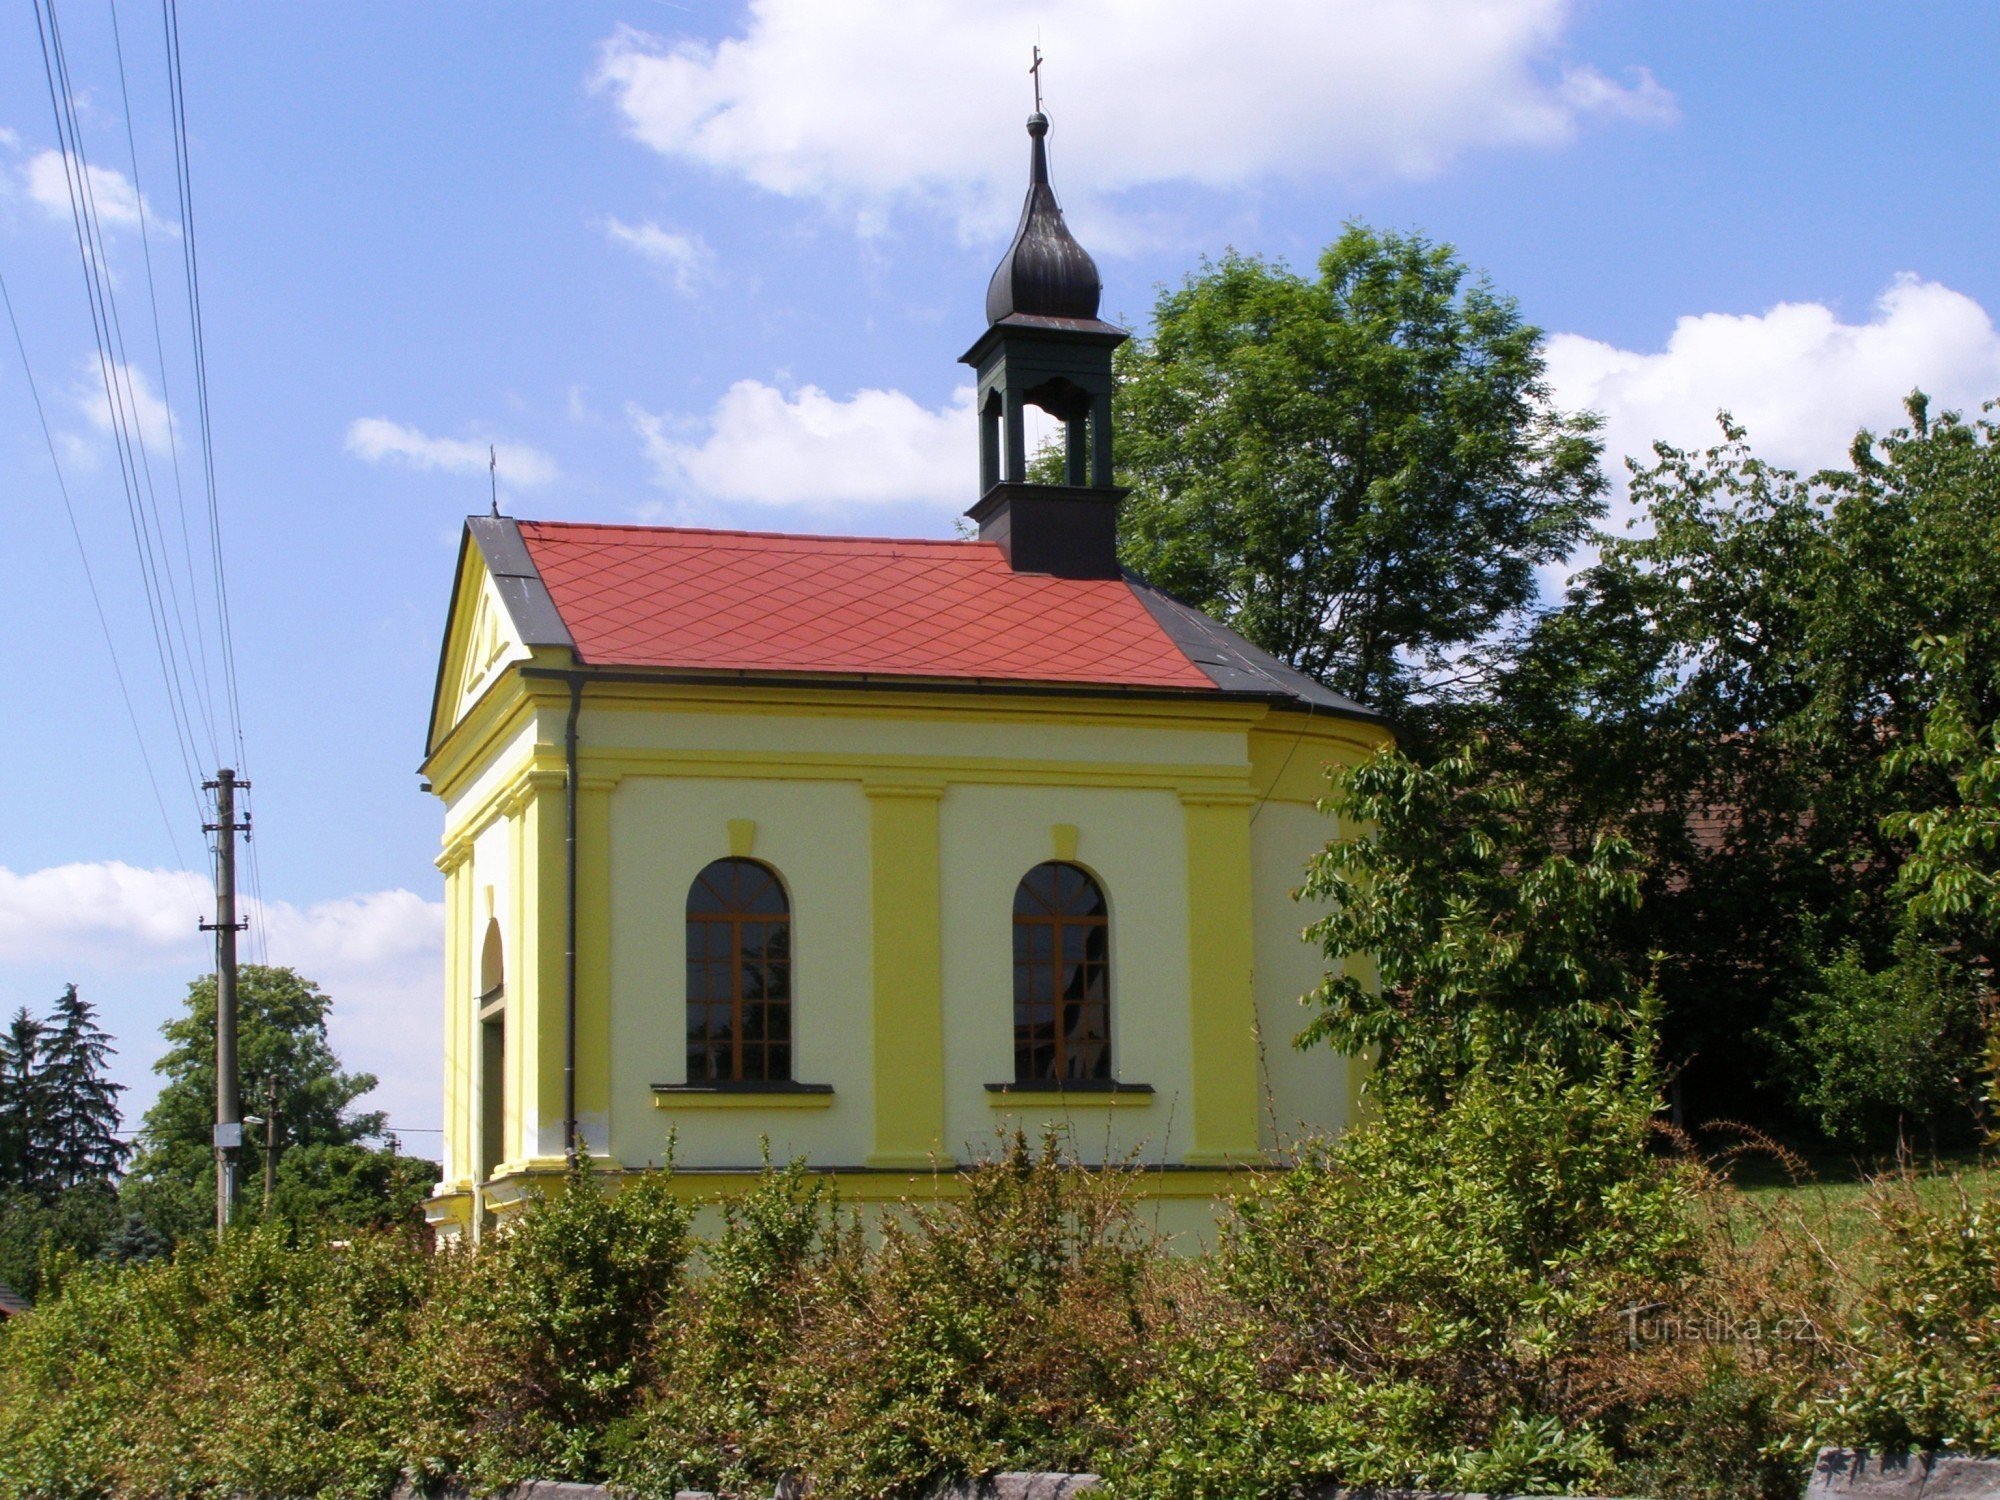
(397, 1159, 695, 1490)
(1813, 1175, 2000, 1454)
(605, 1158, 861, 1496)
(1773, 934, 1988, 1149)
(0, 1222, 428, 1500)
(1104, 1043, 1704, 1497)
(3, 1136, 1995, 1500)
(1299, 740, 1642, 1087)
(610, 1135, 1172, 1500)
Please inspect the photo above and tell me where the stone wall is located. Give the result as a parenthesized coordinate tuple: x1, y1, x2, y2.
(390, 1448, 2000, 1500)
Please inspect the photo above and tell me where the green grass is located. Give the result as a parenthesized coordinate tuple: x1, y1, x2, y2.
(1725, 1146, 1998, 1262)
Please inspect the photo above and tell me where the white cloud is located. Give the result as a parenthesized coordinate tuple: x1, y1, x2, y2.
(0, 861, 210, 967)
(77, 359, 176, 454)
(593, 0, 1672, 238)
(633, 380, 981, 511)
(601, 217, 712, 291)
(345, 418, 558, 488)
(23, 148, 162, 233)
(0, 861, 443, 1135)
(1548, 276, 2000, 487)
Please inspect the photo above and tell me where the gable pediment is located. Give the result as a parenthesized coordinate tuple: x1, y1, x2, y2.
(427, 519, 576, 759)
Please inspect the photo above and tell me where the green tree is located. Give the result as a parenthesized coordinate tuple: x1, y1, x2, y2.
(268, 1142, 438, 1233)
(1298, 740, 1643, 1096)
(1885, 634, 2000, 978)
(0, 989, 126, 1297)
(37, 986, 125, 1196)
(1470, 397, 2000, 1136)
(122, 965, 388, 1241)
(1772, 933, 1986, 1149)
(0, 1009, 47, 1197)
(1113, 225, 1604, 712)
(0, 1186, 118, 1302)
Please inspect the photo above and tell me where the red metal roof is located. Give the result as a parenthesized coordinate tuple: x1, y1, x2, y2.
(515, 521, 1219, 692)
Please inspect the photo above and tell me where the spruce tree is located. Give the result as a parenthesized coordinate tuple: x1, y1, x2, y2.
(0, 1008, 48, 1196)
(39, 985, 126, 1195)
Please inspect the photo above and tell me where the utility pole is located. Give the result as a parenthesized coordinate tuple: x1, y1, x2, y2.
(201, 768, 250, 1233)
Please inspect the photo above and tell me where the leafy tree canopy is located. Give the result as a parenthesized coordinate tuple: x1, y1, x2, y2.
(123, 965, 388, 1241)
(1300, 740, 1644, 1101)
(1476, 396, 2000, 1130)
(1113, 224, 1605, 713)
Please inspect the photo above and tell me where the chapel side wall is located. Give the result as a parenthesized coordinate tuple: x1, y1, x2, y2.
(938, 783, 1194, 1167)
(577, 691, 1254, 1173)
(605, 774, 877, 1169)
(1250, 799, 1349, 1148)
(1247, 722, 1389, 1152)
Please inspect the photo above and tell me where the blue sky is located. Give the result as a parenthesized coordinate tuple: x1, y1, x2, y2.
(3, 0, 1998, 1144)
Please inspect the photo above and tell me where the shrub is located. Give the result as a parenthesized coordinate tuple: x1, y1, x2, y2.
(0, 1222, 429, 1500)
(605, 1157, 859, 1497)
(397, 1157, 695, 1490)
(610, 1133, 1175, 1500)
(1104, 1042, 1705, 1497)
(793, 1133, 1167, 1496)
(1812, 1172, 2000, 1453)
(1774, 934, 1987, 1150)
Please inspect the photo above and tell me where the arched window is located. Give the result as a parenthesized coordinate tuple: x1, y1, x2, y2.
(1012, 861, 1110, 1083)
(686, 858, 792, 1083)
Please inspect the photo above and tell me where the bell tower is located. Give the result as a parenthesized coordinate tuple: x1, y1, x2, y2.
(960, 108, 1128, 578)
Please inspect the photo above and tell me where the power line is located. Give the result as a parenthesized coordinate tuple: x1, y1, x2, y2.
(48, 0, 220, 770)
(1, 266, 187, 870)
(31, 0, 212, 812)
(108, 0, 224, 763)
(28, 0, 264, 969)
(157, 0, 262, 966)
(164, 0, 245, 772)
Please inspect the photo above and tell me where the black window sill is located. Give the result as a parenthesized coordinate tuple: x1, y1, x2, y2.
(984, 1081, 1155, 1094)
(652, 1082, 834, 1095)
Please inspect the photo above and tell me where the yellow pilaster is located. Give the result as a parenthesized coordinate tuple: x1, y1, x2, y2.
(576, 775, 618, 1155)
(503, 788, 530, 1169)
(1180, 790, 1263, 1165)
(522, 769, 569, 1162)
(436, 838, 473, 1187)
(865, 780, 946, 1168)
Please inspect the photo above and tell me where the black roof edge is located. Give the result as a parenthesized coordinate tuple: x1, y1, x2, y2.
(467, 515, 576, 651)
(513, 662, 1384, 724)
(424, 517, 577, 763)
(1122, 573, 1386, 725)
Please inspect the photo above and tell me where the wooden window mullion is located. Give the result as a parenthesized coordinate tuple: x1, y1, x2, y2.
(730, 915, 743, 1082)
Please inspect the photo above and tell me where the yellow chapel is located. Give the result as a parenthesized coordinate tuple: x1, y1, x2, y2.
(420, 109, 1390, 1241)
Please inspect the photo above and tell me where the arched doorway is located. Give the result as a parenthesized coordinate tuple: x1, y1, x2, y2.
(477, 919, 506, 1181)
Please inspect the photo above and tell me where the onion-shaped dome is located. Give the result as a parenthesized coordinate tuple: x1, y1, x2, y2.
(984, 112, 1102, 324)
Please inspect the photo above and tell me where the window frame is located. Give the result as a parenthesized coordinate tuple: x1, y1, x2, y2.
(1011, 859, 1113, 1084)
(684, 856, 794, 1085)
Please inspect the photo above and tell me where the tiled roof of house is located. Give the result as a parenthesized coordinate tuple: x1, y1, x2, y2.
(0, 1280, 30, 1318)
(446, 516, 1376, 725)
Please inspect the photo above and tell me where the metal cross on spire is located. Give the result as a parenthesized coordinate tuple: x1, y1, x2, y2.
(1029, 44, 1044, 113)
